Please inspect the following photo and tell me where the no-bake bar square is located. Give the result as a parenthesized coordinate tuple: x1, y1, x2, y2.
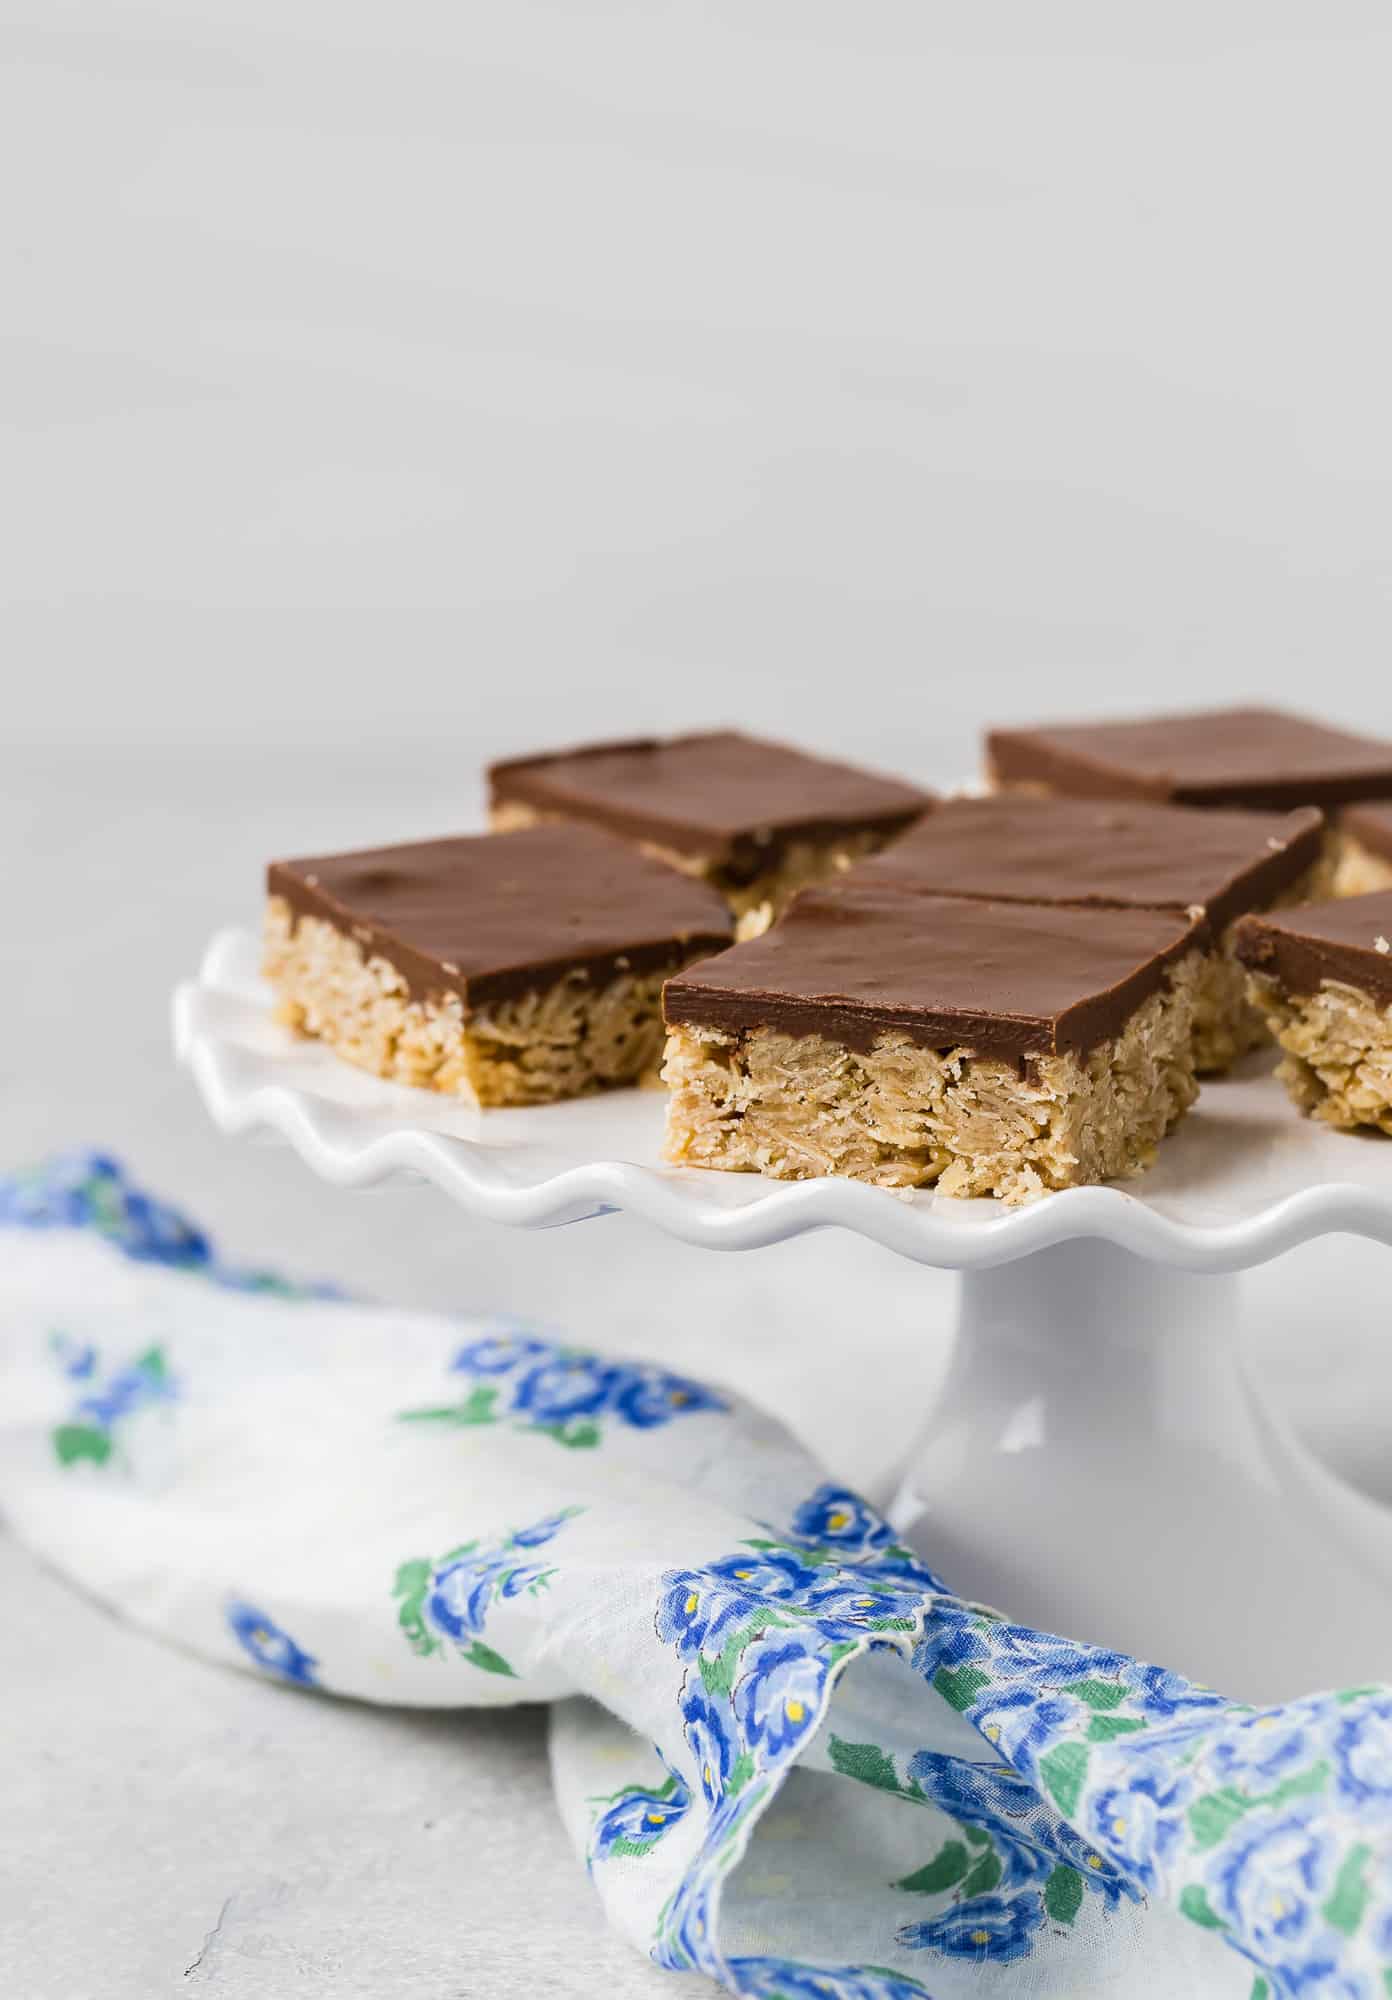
(856, 794, 1327, 1073)
(488, 731, 934, 933)
(662, 884, 1204, 1204)
(264, 823, 732, 1107)
(1333, 804, 1392, 898)
(986, 706, 1392, 814)
(1235, 892, 1392, 1135)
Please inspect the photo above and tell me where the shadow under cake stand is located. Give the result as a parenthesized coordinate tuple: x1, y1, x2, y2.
(176, 927, 1392, 1706)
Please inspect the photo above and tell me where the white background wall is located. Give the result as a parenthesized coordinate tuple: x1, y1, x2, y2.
(5, 1, 1392, 781)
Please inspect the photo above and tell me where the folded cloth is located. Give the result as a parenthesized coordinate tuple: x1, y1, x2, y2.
(2, 1156, 1389, 1999)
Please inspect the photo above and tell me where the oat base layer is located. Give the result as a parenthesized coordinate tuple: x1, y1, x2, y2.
(264, 899, 672, 1108)
(1192, 859, 1337, 1072)
(1332, 836, 1392, 899)
(1246, 969, 1392, 1135)
(491, 802, 880, 936)
(662, 952, 1202, 1205)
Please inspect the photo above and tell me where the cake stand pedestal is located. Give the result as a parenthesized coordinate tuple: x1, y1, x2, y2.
(890, 1242, 1391, 1697)
(176, 928, 1392, 1703)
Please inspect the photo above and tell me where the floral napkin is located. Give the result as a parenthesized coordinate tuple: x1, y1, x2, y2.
(2, 1154, 1390, 2000)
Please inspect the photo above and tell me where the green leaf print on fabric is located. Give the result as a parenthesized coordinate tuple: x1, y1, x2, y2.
(398, 1385, 499, 1428)
(1323, 1841, 1372, 1937)
(48, 1337, 177, 1469)
(52, 1423, 112, 1466)
(933, 1664, 991, 1712)
(895, 1842, 971, 1895)
(392, 1508, 580, 1677)
(828, 1738, 917, 1800)
(1039, 1742, 1090, 1819)
(462, 1641, 516, 1678)
(1178, 1883, 1226, 1931)
(1043, 1864, 1085, 1925)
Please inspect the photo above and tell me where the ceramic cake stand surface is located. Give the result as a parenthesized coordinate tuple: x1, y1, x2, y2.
(176, 928, 1392, 1706)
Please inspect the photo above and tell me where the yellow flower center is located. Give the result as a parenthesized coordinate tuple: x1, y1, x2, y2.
(252, 1627, 272, 1644)
(646, 1813, 666, 1826)
(827, 1510, 850, 1530)
(671, 1391, 688, 1405)
(970, 1929, 991, 1946)
(1112, 1816, 1127, 1837)
(1087, 1855, 1104, 1870)
(685, 1593, 699, 1615)
(984, 1724, 1000, 1741)
(733, 1569, 753, 1580)
(786, 1699, 806, 1723)
(703, 1763, 712, 1787)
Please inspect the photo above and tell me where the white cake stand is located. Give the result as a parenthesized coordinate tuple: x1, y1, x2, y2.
(175, 928, 1392, 1704)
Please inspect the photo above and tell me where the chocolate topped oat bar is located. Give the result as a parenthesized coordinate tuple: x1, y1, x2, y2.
(265, 823, 732, 1106)
(662, 884, 1203, 1203)
(1333, 804, 1392, 898)
(489, 731, 934, 932)
(1235, 892, 1392, 1136)
(856, 793, 1326, 1072)
(987, 706, 1392, 814)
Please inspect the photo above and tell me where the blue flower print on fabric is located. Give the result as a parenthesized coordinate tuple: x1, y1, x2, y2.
(399, 1331, 729, 1450)
(74, 1354, 177, 1433)
(1083, 1763, 1193, 1897)
(2, 1152, 334, 1296)
(611, 1369, 726, 1429)
(791, 1487, 895, 1554)
(19, 1160, 1392, 2000)
(708, 1551, 823, 1601)
(898, 1890, 1046, 1963)
(49, 1335, 178, 1469)
(964, 1684, 1088, 1767)
(726, 1961, 932, 1999)
(589, 1767, 692, 1865)
(904, 1751, 1132, 1907)
(1208, 1709, 1327, 1792)
(451, 1329, 553, 1375)
(513, 1353, 621, 1422)
(683, 1681, 739, 1806)
(226, 1602, 319, 1687)
(1209, 1798, 1342, 1975)
(52, 1336, 97, 1380)
(789, 1486, 948, 1594)
(647, 1501, 940, 1981)
(393, 1507, 580, 1679)
(732, 1637, 829, 1761)
(657, 1571, 752, 1660)
(1331, 1691, 1392, 1809)
(803, 1575, 930, 1644)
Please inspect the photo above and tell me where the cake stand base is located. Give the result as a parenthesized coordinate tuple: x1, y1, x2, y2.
(887, 1240, 1392, 1704)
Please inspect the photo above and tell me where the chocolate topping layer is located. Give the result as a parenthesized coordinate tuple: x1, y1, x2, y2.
(489, 732, 934, 882)
(1234, 892, 1392, 1009)
(858, 795, 1324, 935)
(663, 883, 1200, 1059)
(268, 823, 732, 1009)
(987, 707, 1392, 812)
(1342, 802, 1392, 863)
